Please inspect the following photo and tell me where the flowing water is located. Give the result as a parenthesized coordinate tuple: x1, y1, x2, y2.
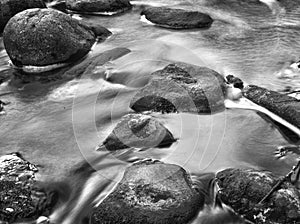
(0, 0, 300, 223)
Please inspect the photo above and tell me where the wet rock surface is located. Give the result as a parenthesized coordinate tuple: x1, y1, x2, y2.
(3, 8, 96, 67)
(0, 0, 46, 32)
(79, 20, 112, 41)
(141, 7, 213, 29)
(98, 113, 176, 151)
(0, 153, 54, 223)
(130, 63, 226, 114)
(91, 160, 204, 224)
(66, 0, 132, 14)
(216, 168, 300, 224)
(243, 85, 300, 129)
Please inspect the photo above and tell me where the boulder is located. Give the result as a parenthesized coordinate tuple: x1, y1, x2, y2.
(0, 0, 46, 32)
(3, 8, 96, 67)
(216, 169, 300, 224)
(91, 160, 204, 224)
(0, 153, 54, 223)
(141, 7, 213, 29)
(243, 85, 300, 129)
(130, 63, 226, 114)
(97, 113, 176, 151)
(66, 0, 132, 14)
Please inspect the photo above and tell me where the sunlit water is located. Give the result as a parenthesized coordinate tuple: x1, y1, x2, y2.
(0, 0, 300, 223)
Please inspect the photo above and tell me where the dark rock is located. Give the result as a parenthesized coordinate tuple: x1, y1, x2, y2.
(91, 160, 204, 224)
(0, 0, 46, 32)
(141, 7, 213, 29)
(0, 153, 54, 223)
(3, 8, 96, 67)
(216, 169, 300, 224)
(97, 113, 176, 151)
(130, 63, 226, 114)
(48, 0, 67, 13)
(226, 75, 244, 89)
(243, 85, 300, 129)
(79, 20, 112, 41)
(66, 0, 132, 14)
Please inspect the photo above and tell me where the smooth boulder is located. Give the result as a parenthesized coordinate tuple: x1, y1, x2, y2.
(66, 0, 132, 14)
(216, 169, 300, 224)
(91, 160, 204, 224)
(0, 153, 53, 223)
(130, 63, 226, 114)
(97, 113, 176, 151)
(243, 85, 300, 129)
(141, 7, 213, 29)
(0, 0, 46, 32)
(3, 8, 96, 67)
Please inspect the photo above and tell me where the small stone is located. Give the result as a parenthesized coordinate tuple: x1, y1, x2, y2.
(141, 7, 213, 29)
(98, 113, 176, 151)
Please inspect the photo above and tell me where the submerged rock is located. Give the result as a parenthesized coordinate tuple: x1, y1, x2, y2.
(216, 169, 300, 224)
(3, 8, 96, 67)
(0, 0, 46, 32)
(243, 85, 300, 129)
(141, 7, 213, 29)
(130, 63, 226, 114)
(0, 153, 54, 223)
(91, 160, 204, 224)
(66, 0, 132, 14)
(97, 113, 176, 151)
(80, 20, 112, 41)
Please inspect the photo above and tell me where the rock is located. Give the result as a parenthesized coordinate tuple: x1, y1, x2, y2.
(3, 8, 96, 67)
(243, 85, 300, 129)
(0, 0, 46, 32)
(66, 0, 132, 14)
(130, 63, 226, 114)
(79, 20, 112, 41)
(226, 75, 244, 89)
(0, 153, 54, 223)
(216, 169, 300, 224)
(141, 7, 213, 29)
(97, 113, 176, 151)
(91, 160, 204, 224)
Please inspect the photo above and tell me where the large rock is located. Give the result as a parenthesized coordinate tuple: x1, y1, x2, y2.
(0, 0, 46, 32)
(141, 7, 213, 29)
(216, 169, 300, 224)
(91, 160, 204, 224)
(66, 0, 132, 14)
(97, 113, 176, 151)
(130, 63, 226, 114)
(3, 8, 96, 67)
(0, 153, 54, 223)
(243, 85, 300, 129)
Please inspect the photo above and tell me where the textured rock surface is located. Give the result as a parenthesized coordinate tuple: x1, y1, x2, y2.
(66, 0, 132, 13)
(0, 0, 46, 32)
(98, 113, 176, 151)
(91, 160, 204, 224)
(0, 153, 54, 223)
(216, 169, 300, 224)
(3, 8, 96, 66)
(141, 7, 213, 29)
(130, 63, 226, 114)
(243, 85, 300, 129)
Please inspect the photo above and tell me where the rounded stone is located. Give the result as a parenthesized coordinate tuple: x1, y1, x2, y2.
(66, 0, 132, 14)
(141, 7, 213, 29)
(3, 8, 96, 67)
(0, 0, 46, 32)
(91, 160, 204, 224)
(216, 168, 300, 224)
